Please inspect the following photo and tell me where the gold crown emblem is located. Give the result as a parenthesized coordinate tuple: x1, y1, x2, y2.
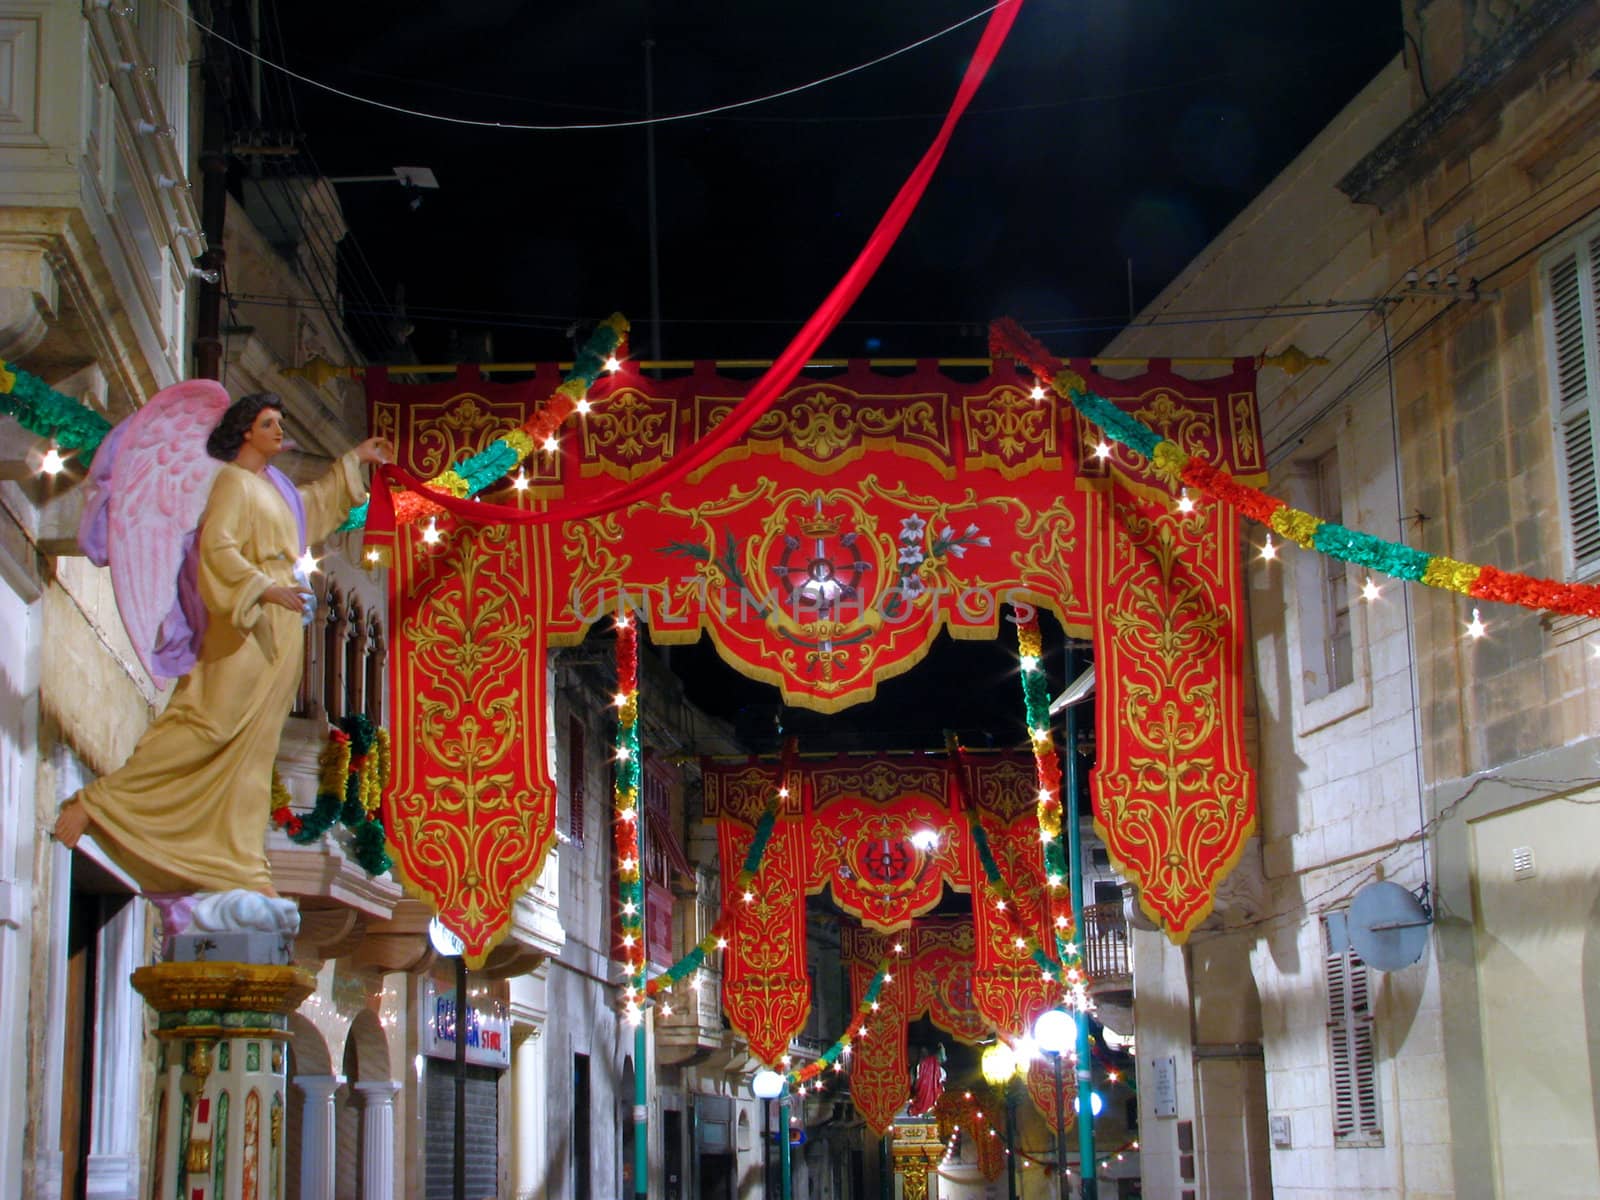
(798, 514, 842, 538)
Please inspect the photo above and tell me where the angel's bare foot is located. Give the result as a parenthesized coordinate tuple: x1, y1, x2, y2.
(53, 799, 90, 848)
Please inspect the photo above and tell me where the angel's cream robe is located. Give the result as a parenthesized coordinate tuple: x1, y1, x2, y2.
(77, 453, 365, 894)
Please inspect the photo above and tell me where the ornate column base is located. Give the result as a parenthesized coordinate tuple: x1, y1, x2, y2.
(132, 961, 315, 1200)
(890, 1121, 946, 1200)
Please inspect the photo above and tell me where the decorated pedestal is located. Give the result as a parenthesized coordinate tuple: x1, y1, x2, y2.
(132, 959, 315, 1200)
(891, 1119, 946, 1200)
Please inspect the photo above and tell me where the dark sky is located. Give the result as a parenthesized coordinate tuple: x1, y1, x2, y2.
(263, 0, 1402, 364)
(254, 0, 1402, 745)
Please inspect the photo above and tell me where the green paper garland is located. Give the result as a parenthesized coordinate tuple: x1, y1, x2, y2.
(0, 361, 114, 464)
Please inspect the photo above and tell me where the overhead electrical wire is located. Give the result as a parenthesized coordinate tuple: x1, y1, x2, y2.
(170, 0, 1013, 132)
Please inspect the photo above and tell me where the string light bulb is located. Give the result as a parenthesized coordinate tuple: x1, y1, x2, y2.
(512, 468, 529, 491)
(542, 435, 559, 452)
(1176, 490, 1195, 514)
(1094, 440, 1111, 460)
(420, 517, 442, 545)
(364, 548, 381, 565)
(1019, 653, 1039, 672)
(604, 355, 621, 373)
(1361, 576, 1381, 602)
(1466, 607, 1487, 639)
(576, 397, 592, 415)
(295, 548, 321, 576)
(1259, 533, 1277, 561)
(39, 446, 66, 475)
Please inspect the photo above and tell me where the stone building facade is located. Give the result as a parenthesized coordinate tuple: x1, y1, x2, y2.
(1101, 1, 1600, 1196)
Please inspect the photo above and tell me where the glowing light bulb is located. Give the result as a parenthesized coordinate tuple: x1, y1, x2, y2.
(39, 446, 65, 475)
(742, 891, 754, 903)
(542, 435, 559, 452)
(421, 517, 442, 545)
(892, 941, 904, 953)
(1176, 490, 1195, 514)
(614, 692, 630, 707)
(1019, 654, 1039, 672)
(605, 355, 621, 373)
(576, 397, 592, 414)
(1466, 608, 1487, 639)
(364, 548, 381, 564)
(616, 746, 631, 761)
(512, 469, 529, 491)
(778, 786, 790, 798)
(1038, 788, 1052, 803)
(294, 549, 320, 576)
(1030, 382, 1046, 401)
(660, 1002, 673, 1017)
(1260, 533, 1277, 561)
(1094, 441, 1111, 460)
(1361, 576, 1381, 602)
(715, 937, 728, 950)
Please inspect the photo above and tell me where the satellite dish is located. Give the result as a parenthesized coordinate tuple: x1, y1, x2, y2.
(1347, 881, 1431, 971)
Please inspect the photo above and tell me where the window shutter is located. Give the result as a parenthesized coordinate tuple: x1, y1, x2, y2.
(567, 715, 586, 846)
(1326, 918, 1382, 1145)
(1550, 240, 1600, 571)
(1325, 944, 1356, 1139)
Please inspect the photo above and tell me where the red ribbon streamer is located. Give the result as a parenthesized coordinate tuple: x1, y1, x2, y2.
(366, 0, 1023, 542)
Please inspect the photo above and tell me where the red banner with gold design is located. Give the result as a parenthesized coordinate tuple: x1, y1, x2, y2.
(377, 369, 565, 964)
(843, 926, 916, 1136)
(716, 801, 810, 1066)
(841, 920, 992, 1135)
(967, 757, 1061, 1042)
(1091, 482, 1256, 939)
(372, 359, 1261, 954)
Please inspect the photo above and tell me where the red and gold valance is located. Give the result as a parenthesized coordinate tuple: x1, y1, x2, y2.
(371, 358, 1259, 959)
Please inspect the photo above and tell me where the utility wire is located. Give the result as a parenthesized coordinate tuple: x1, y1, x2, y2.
(169, 0, 1012, 132)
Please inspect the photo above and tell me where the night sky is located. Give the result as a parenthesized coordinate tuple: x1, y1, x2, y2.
(264, 0, 1402, 363)
(255, 0, 1403, 744)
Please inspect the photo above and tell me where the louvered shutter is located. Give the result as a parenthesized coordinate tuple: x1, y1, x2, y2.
(1326, 919, 1382, 1145)
(1549, 232, 1600, 574)
(568, 714, 586, 846)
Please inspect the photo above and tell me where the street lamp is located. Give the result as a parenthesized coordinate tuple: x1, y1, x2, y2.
(751, 1069, 791, 1200)
(1033, 1009, 1075, 1200)
(980, 1042, 1021, 1200)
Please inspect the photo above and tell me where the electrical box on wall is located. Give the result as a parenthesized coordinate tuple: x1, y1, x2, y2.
(1271, 1114, 1292, 1148)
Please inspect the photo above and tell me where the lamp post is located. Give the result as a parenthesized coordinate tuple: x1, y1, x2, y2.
(1061, 641, 1097, 1200)
(980, 1042, 1020, 1200)
(752, 1069, 790, 1200)
(1034, 1009, 1074, 1200)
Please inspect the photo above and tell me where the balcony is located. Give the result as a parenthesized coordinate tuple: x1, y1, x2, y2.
(656, 965, 724, 1066)
(1083, 901, 1132, 989)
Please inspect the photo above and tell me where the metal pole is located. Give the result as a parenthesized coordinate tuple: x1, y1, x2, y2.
(1063, 643, 1097, 1200)
(454, 956, 467, 1200)
(778, 1090, 792, 1200)
(1051, 1052, 1069, 1200)
(1004, 1082, 1019, 1200)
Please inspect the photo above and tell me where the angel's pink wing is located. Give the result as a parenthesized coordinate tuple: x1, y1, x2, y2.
(109, 380, 231, 685)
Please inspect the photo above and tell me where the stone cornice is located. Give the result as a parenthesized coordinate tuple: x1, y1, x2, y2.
(1338, 0, 1598, 207)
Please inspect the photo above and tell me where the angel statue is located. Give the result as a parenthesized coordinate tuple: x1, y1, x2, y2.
(52, 381, 391, 920)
